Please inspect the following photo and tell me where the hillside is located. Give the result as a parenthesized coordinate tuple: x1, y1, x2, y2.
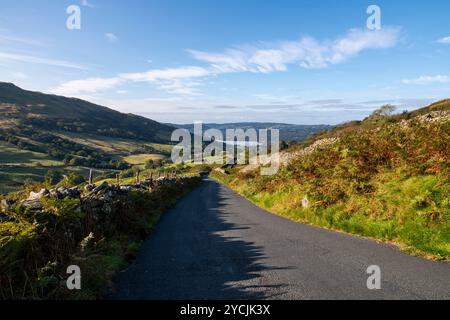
(0, 82, 176, 193)
(0, 82, 174, 142)
(170, 122, 332, 142)
(213, 101, 450, 259)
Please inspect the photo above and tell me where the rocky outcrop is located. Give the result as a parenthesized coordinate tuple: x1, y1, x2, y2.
(20, 186, 82, 210)
(0, 199, 17, 222)
(301, 196, 310, 209)
(50, 186, 81, 200)
(239, 137, 340, 174)
(1, 199, 15, 211)
(22, 188, 49, 210)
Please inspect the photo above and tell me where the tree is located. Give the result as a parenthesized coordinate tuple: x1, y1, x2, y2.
(69, 158, 83, 166)
(45, 169, 64, 185)
(372, 104, 396, 117)
(145, 159, 155, 169)
(280, 140, 289, 151)
(367, 104, 396, 123)
(76, 150, 88, 157)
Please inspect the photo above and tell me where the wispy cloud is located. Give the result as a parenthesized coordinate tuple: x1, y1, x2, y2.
(309, 99, 344, 105)
(437, 36, 450, 44)
(209, 98, 434, 117)
(189, 27, 401, 73)
(51, 66, 210, 96)
(85, 96, 435, 125)
(50, 27, 401, 96)
(0, 51, 87, 69)
(156, 79, 202, 95)
(121, 66, 208, 95)
(105, 33, 118, 43)
(121, 66, 210, 82)
(121, 66, 210, 95)
(0, 34, 45, 46)
(50, 77, 124, 95)
(402, 75, 449, 85)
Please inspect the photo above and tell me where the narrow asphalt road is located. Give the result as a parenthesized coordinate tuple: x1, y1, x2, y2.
(109, 179, 450, 300)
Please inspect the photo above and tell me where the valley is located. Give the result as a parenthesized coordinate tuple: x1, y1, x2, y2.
(0, 82, 328, 194)
(0, 82, 449, 300)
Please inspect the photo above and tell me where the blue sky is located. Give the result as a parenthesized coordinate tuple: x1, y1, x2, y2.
(1, 0, 450, 124)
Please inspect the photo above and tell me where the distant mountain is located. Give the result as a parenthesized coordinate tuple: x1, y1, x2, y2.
(0, 82, 174, 143)
(169, 122, 332, 142)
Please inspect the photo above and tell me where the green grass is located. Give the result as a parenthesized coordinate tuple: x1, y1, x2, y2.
(211, 112, 450, 260)
(123, 153, 166, 165)
(213, 170, 450, 260)
(146, 143, 174, 154)
(53, 132, 173, 158)
(0, 162, 114, 195)
(0, 137, 172, 194)
(0, 141, 63, 166)
(0, 140, 66, 193)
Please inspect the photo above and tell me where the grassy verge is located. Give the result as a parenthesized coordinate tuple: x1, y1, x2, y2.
(212, 111, 450, 260)
(213, 170, 450, 260)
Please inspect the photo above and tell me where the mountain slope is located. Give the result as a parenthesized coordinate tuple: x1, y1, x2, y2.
(0, 82, 176, 193)
(0, 82, 174, 142)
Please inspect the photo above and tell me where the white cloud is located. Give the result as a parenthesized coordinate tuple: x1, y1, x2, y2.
(82, 95, 436, 125)
(50, 66, 209, 96)
(402, 75, 449, 85)
(50, 77, 124, 95)
(105, 33, 118, 43)
(437, 36, 450, 44)
(157, 79, 202, 96)
(50, 27, 400, 97)
(329, 28, 400, 64)
(189, 27, 401, 72)
(121, 66, 210, 82)
(0, 51, 86, 69)
(188, 49, 253, 73)
(121, 66, 210, 95)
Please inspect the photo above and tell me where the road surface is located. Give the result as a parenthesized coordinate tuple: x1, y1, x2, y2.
(110, 179, 450, 300)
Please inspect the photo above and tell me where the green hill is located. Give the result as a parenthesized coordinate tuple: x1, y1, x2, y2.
(0, 82, 174, 142)
(0, 82, 176, 193)
(213, 102, 450, 259)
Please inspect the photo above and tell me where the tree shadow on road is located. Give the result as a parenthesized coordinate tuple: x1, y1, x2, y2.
(108, 180, 291, 300)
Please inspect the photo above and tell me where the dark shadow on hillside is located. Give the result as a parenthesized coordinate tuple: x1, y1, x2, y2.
(107, 179, 290, 300)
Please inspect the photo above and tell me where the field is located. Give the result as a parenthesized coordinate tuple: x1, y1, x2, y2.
(123, 154, 167, 166)
(0, 141, 63, 167)
(0, 130, 177, 194)
(0, 139, 128, 194)
(54, 132, 173, 156)
(0, 164, 113, 195)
